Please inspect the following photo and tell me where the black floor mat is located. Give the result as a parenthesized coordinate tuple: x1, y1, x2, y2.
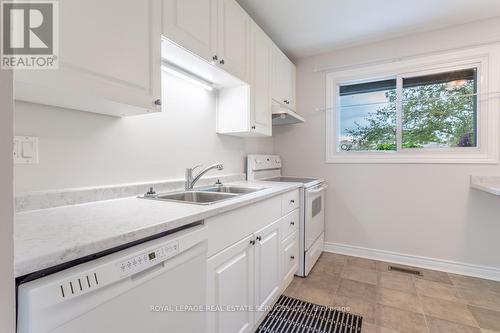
(256, 295, 363, 332)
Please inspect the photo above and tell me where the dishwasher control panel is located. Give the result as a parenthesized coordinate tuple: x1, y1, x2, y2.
(117, 240, 179, 277)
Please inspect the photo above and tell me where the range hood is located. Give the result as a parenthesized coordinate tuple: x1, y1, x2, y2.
(272, 102, 305, 125)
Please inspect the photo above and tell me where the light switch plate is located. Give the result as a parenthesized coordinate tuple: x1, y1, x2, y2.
(14, 136, 39, 164)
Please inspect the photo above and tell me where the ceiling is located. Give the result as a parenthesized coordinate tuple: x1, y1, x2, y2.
(236, 0, 500, 59)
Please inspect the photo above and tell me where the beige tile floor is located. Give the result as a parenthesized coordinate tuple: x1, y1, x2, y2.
(283, 253, 500, 333)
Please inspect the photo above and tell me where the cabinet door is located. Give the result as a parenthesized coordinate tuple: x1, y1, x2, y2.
(289, 63, 297, 110)
(14, 0, 162, 117)
(272, 46, 289, 105)
(207, 234, 255, 333)
(217, 0, 250, 82)
(162, 0, 217, 62)
(254, 220, 281, 323)
(281, 231, 299, 287)
(251, 23, 272, 136)
(272, 46, 296, 111)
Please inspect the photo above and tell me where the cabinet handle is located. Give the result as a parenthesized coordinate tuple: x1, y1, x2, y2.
(219, 59, 225, 65)
(251, 125, 256, 130)
(290, 221, 295, 226)
(154, 99, 161, 106)
(290, 199, 295, 204)
(212, 55, 218, 61)
(290, 256, 295, 260)
(250, 240, 255, 245)
(256, 236, 262, 241)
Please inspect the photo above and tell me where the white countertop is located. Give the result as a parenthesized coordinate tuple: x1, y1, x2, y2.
(15, 181, 301, 277)
(470, 176, 500, 196)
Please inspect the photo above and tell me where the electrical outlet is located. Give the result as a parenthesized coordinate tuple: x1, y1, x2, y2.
(14, 136, 39, 164)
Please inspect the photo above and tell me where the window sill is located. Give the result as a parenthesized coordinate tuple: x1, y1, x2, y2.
(326, 152, 498, 164)
(470, 176, 500, 195)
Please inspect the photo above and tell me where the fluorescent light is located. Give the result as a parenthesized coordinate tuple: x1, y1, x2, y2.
(161, 63, 214, 91)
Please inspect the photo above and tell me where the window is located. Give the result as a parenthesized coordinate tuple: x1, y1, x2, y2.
(339, 79, 397, 151)
(326, 46, 500, 163)
(402, 69, 477, 150)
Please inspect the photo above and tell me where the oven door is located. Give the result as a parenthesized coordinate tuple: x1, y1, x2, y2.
(304, 183, 327, 251)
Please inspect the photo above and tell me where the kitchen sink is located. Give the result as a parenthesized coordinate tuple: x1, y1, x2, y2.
(152, 191, 237, 204)
(199, 185, 265, 194)
(139, 186, 266, 205)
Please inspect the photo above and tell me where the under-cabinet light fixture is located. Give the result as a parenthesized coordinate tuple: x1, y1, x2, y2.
(161, 62, 214, 91)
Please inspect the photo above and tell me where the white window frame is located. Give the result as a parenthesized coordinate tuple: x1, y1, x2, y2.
(325, 45, 500, 164)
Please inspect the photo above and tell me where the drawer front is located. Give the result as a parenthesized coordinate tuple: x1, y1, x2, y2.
(281, 231, 299, 284)
(279, 209, 299, 241)
(281, 189, 299, 215)
(206, 194, 282, 257)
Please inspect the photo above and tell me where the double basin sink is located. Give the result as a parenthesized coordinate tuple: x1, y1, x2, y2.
(141, 185, 266, 205)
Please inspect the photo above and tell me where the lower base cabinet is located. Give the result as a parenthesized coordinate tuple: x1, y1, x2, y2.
(206, 219, 283, 332)
(207, 234, 255, 333)
(254, 220, 281, 323)
(206, 191, 300, 333)
(281, 230, 299, 288)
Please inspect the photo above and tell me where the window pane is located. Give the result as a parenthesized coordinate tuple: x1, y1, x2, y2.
(402, 68, 477, 149)
(339, 79, 397, 151)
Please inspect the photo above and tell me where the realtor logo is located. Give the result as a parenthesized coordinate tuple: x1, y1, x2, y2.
(1, 0, 58, 69)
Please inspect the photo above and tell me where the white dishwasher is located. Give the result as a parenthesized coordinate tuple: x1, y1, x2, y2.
(17, 224, 208, 333)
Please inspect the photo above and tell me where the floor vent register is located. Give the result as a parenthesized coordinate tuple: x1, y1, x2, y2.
(256, 295, 363, 333)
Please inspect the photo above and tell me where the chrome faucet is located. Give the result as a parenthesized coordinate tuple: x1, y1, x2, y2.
(185, 163, 224, 190)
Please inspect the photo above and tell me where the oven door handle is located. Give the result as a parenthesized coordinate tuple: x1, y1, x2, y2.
(306, 184, 328, 194)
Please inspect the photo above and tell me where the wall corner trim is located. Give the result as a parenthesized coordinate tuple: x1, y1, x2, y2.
(323, 242, 500, 282)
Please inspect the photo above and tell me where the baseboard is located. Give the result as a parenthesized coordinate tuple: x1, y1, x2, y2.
(324, 242, 500, 282)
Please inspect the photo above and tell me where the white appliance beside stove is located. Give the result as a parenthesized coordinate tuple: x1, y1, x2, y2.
(247, 155, 327, 277)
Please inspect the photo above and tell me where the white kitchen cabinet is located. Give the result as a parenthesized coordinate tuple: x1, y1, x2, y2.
(207, 234, 255, 333)
(217, 0, 250, 82)
(14, 0, 162, 117)
(163, 0, 249, 82)
(281, 231, 299, 288)
(216, 21, 271, 137)
(206, 189, 300, 332)
(207, 223, 282, 331)
(272, 45, 296, 111)
(254, 220, 281, 323)
(162, 0, 217, 62)
(250, 23, 272, 136)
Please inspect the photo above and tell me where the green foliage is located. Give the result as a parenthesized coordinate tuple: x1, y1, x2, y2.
(376, 143, 396, 151)
(344, 80, 476, 151)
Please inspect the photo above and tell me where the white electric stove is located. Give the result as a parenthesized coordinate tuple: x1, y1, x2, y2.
(247, 155, 327, 277)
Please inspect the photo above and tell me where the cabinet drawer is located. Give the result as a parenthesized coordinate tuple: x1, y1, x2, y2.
(206, 194, 281, 257)
(279, 209, 299, 241)
(281, 189, 299, 215)
(281, 231, 299, 284)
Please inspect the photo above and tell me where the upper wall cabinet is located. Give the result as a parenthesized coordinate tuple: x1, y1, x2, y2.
(162, 0, 217, 62)
(163, 0, 297, 136)
(14, 0, 162, 117)
(216, 0, 250, 82)
(163, 0, 249, 82)
(272, 46, 296, 111)
(215, 21, 271, 137)
(250, 23, 272, 136)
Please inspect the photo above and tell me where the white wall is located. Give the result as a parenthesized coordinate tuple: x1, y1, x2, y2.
(1, 69, 15, 331)
(274, 18, 500, 272)
(14, 72, 273, 192)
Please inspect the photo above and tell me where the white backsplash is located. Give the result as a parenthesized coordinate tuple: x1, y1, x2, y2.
(15, 173, 245, 212)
